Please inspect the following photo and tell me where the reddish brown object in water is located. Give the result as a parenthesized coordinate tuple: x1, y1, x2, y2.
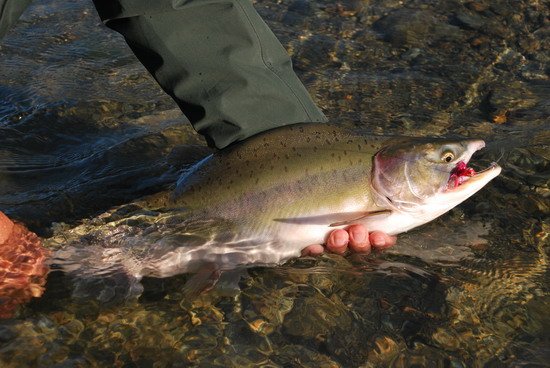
(0, 212, 49, 318)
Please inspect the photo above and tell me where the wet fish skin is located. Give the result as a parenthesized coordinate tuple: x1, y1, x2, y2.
(173, 123, 385, 233)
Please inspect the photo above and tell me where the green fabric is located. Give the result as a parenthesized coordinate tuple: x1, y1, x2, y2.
(92, 0, 327, 148)
(0, 0, 32, 39)
(0, 0, 327, 148)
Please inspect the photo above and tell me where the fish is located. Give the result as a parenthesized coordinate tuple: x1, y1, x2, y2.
(51, 123, 501, 300)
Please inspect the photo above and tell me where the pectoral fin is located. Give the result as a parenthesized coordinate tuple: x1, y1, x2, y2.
(328, 209, 392, 227)
(274, 209, 392, 227)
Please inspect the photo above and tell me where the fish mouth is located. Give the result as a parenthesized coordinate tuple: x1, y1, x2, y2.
(446, 141, 501, 192)
(446, 161, 501, 191)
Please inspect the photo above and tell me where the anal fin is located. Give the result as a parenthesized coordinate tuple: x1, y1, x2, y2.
(179, 265, 247, 306)
(179, 263, 221, 303)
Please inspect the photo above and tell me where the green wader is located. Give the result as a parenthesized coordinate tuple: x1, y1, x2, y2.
(0, 0, 32, 38)
(0, 0, 327, 148)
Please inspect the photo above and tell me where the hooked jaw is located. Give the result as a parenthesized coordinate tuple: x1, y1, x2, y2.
(441, 140, 501, 203)
(417, 139, 501, 222)
(446, 139, 484, 190)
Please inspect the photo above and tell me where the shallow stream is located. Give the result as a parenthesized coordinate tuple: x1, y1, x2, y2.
(0, 0, 548, 366)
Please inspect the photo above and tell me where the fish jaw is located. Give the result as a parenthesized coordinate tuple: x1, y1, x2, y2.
(426, 138, 501, 216)
(434, 162, 501, 210)
(405, 162, 501, 230)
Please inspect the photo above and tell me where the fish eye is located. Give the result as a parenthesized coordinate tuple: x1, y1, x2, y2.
(442, 151, 455, 163)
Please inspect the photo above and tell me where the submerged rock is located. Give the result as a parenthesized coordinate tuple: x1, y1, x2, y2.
(487, 81, 539, 123)
(373, 9, 435, 47)
(373, 9, 463, 47)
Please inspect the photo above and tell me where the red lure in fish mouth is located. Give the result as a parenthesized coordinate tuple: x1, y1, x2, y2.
(447, 161, 476, 189)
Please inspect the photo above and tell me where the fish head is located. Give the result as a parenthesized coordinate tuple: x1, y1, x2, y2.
(372, 138, 501, 219)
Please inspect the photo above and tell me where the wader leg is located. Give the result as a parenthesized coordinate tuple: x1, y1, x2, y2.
(92, 0, 327, 148)
(0, 0, 32, 39)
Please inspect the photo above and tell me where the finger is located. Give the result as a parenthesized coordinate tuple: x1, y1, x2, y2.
(326, 229, 349, 254)
(369, 231, 397, 250)
(347, 224, 371, 253)
(301, 244, 325, 256)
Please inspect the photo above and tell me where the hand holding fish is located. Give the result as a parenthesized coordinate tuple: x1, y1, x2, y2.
(303, 225, 396, 256)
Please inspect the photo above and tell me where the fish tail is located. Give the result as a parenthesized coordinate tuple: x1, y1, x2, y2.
(49, 245, 144, 305)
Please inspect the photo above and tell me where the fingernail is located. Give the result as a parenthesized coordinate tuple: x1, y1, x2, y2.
(334, 232, 347, 246)
(372, 235, 385, 247)
(353, 229, 367, 244)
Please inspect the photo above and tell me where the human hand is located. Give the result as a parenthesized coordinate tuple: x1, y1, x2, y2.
(301, 224, 397, 256)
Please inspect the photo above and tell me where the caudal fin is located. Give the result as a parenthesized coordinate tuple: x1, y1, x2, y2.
(50, 245, 144, 305)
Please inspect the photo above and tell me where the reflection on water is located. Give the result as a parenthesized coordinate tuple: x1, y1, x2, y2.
(0, 0, 548, 366)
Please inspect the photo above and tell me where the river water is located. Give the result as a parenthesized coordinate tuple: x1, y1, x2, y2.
(0, 0, 548, 366)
